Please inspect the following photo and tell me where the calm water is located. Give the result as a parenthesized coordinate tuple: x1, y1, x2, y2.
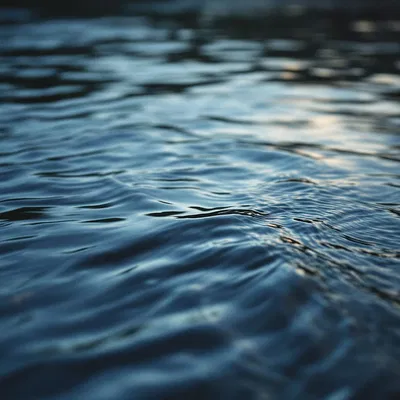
(0, 9, 400, 400)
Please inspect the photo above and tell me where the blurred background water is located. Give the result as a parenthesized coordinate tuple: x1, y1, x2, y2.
(0, 1, 400, 399)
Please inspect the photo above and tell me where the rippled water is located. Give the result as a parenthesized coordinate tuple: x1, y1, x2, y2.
(1, 9, 400, 400)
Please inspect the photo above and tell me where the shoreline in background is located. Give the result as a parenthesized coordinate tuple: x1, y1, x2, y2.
(1, 0, 400, 19)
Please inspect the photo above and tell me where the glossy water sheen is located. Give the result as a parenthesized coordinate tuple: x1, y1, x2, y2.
(0, 11, 400, 400)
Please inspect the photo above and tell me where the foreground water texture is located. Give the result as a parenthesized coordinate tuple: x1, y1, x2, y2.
(1, 7, 400, 399)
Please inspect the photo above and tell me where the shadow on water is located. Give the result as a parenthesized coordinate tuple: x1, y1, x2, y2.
(0, 206, 50, 221)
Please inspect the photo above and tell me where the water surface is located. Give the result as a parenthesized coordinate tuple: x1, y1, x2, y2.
(0, 10, 400, 400)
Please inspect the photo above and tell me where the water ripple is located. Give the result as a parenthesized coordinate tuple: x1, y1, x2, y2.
(0, 9, 399, 400)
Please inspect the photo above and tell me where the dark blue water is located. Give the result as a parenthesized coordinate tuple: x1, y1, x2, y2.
(1, 8, 400, 400)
